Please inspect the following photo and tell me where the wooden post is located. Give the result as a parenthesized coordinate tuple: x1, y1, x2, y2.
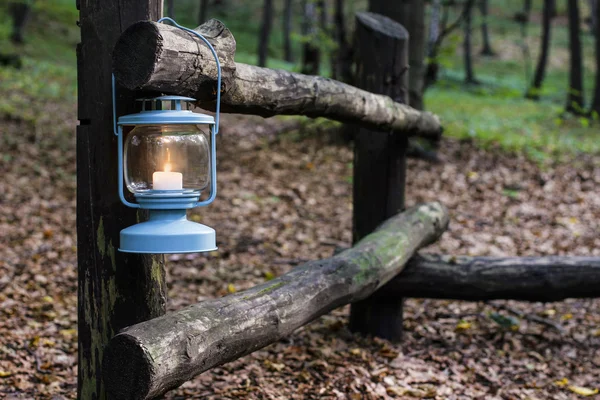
(76, 1, 166, 398)
(349, 12, 409, 342)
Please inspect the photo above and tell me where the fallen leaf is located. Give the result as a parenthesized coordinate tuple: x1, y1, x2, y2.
(227, 283, 236, 294)
(455, 321, 472, 331)
(0, 370, 12, 378)
(568, 385, 598, 396)
(264, 271, 275, 281)
(554, 378, 569, 387)
(561, 313, 573, 321)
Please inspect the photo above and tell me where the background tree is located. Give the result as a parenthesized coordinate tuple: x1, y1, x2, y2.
(518, 0, 533, 88)
(526, 0, 553, 99)
(591, 0, 600, 115)
(301, 0, 322, 75)
(258, 0, 273, 67)
(282, 0, 294, 63)
(588, 0, 597, 34)
(167, 0, 175, 18)
(463, 0, 478, 84)
(331, 0, 353, 83)
(566, 0, 585, 114)
(9, 0, 33, 44)
(369, 0, 426, 110)
(198, 0, 209, 24)
(425, 0, 442, 87)
(479, 0, 496, 56)
(426, 1, 473, 88)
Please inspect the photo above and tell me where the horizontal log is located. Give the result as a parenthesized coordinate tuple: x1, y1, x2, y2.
(383, 254, 600, 301)
(102, 202, 449, 400)
(112, 20, 442, 139)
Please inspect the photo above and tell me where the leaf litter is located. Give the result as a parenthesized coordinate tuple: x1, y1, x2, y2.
(0, 111, 599, 399)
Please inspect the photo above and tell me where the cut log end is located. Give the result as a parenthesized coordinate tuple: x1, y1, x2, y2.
(356, 12, 409, 40)
(103, 334, 153, 400)
(113, 21, 162, 90)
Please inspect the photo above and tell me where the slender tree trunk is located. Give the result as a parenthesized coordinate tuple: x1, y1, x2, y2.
(369, 0, 426, 110)
(479, 0, 495, 56)
(526, 0, 553, 99)
(9, 1, 32, 44)
(331, 0, 352, 82)
(591, 0, 600, 115)
(258, 0, 273, 67)
(167, 0, 175, 18)
(301, 0, 321, 75)
(425, 0, 441, 88)
(589, 0, 597, 35)
(520, 0, 533, 89)
(566, 0, 585, 114)
(198, 0, 209, 24)
(463, 0, 478, 84)
(283, 0, 294, 62)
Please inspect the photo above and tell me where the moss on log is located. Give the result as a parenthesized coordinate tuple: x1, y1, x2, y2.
(112, 20, 442, 139)
(102, 202, 449, 400)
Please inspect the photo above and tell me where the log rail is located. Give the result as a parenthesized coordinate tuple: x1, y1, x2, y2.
(103, 202, 449, 400)
(112, 19, 442, 140)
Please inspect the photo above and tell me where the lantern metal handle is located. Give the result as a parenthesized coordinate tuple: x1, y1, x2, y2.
(157, 17, 221, 208)
(112, 17, 223, 209)
(156, 17, 221, 134)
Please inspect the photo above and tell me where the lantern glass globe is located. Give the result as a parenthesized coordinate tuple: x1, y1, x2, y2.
(124, 124, 210, 193)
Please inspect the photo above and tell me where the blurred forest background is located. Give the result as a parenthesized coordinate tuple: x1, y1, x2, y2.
(1, 0, 600, 160)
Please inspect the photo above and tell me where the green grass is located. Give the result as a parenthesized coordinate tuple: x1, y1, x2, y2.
(426, 83, 600, 162)
(0, 1, 77, 125)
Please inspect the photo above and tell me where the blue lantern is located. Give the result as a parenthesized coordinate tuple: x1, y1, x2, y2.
(112, 18, 221, 254)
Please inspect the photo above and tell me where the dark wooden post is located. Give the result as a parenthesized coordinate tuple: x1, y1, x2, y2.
(76, 1, 166, 398)
(349, 12, 409, 342)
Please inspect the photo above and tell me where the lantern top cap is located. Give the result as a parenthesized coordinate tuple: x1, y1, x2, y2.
(136, 95, 197, 103)
(117, 95, 215, 126)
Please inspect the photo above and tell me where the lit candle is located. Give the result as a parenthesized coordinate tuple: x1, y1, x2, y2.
(153, 149, 183, 190)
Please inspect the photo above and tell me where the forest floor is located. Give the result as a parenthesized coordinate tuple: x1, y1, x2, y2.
(1, 110, 599, 399)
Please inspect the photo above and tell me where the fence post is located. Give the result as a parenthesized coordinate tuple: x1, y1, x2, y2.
(349, 12, 409, 342)
(76, 1, 166, 398)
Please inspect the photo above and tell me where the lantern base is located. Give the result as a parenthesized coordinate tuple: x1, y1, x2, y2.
(119, 209, 216, 254)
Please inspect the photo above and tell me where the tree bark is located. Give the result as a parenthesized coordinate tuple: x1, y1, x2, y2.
(348, 11, 409, 342)
(463, 0, 478, 84)
(479, 0, 495, 56)
(282, 0, 294, 63)
(526, 0, 553, 100)
(591, 0, 600, 115)
(102, 202, 449, 400)
(198, 0, 209, 24)
(369, 0, 426, 110)
(112, 20, 442, 139)
(77, 1, 167, 399)
(258, 0, 273, 67)
(566, 0, 585, 114)
(381, 254, 600, 301)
